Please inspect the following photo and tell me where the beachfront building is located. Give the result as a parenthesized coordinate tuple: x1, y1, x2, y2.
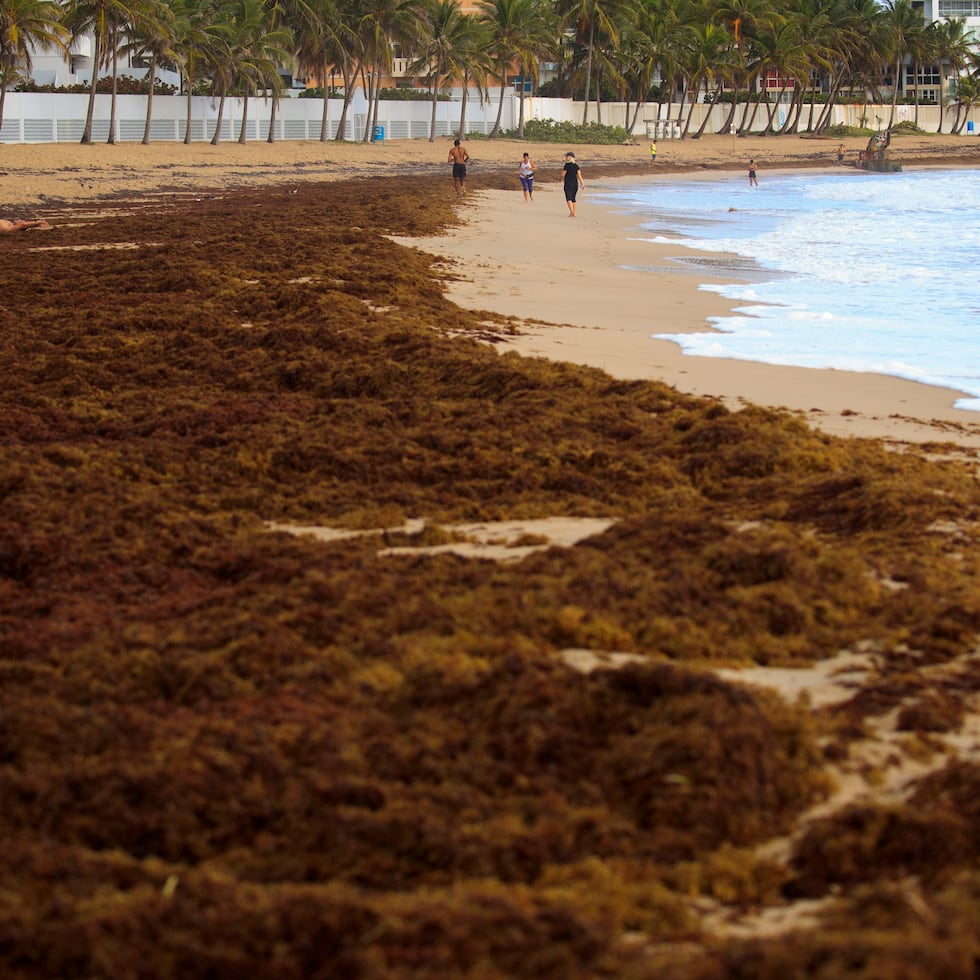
(910, 0, 980, 104)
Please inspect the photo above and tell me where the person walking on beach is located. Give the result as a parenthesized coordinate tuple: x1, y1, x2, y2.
(448, 139, 470, 197)
(518, 152, 536, 202)
(748, 159, 758, 186)
(562, 152, 584, 217)
(837, 143, 846, 164)
(0, 218, 51, 234)
(649, 140, 657, 165)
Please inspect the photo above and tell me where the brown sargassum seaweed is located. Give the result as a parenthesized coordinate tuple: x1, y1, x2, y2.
(1, 172, 979, 978)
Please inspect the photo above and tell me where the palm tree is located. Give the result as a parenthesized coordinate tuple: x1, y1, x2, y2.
(118, 0, 176, 144)
(751, 19, 807, 134)
(932, 17, 973, 133)
(170, 0, 220, 143)
(880, 0, 924, 129)
(810, 0, 871, 133)
(950, 69, 979, 134)
(63, 0, 136, 143)
(258, 0, 313, 143)
(709, 0, 782, 135)
(678, 20, 729, 136)
(233, 0, 292, 143)
(406, 0, 477, 142)
(784, 0, 838, 134)
(294, 0, 358, 140)
(0, 0, 67, 132)
(478, 0, 555, 138)
(452, 18, 492, 139)
(355, 0, 412, 142)
(633, 0, 687, 133)
(206, 0, 292, 144)
(557, 0, 634, 124)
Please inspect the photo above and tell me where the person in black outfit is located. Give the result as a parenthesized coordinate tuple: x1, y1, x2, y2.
(562, 152, 584, 217)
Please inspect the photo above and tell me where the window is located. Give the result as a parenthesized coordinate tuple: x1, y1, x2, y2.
(938, 0, 980, 16)
(906, 64, 941, 85)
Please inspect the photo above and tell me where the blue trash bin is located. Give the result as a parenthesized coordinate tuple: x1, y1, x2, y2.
(372, 125, 385, 142)
(968, 121, 975, 135)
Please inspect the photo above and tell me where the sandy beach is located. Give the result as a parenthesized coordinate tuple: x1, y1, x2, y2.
(4, 132, 980, 449)
(408, 177, 980, 449)
(6, 133, 980, 970)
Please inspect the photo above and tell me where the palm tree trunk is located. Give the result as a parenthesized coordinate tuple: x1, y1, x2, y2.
(429, 73, 439, 142)
(887, 57, 901, 128)
(370, 84, 382, 141)
(456, 72, 470, 140)
(787, 85, 805, 133)
(184, 75, 194, 143)
(238, 86, 250, 144)
(717, 93, 737, 135)
(142, 57, 157, 145)
(936, 69, 946, 133)
(335, 61, 358, 141)
(81, 30, 103, 144)
(267, 94, 278, 143)
(517, 65, 526, 138)
(362, 64, 376, 142)
(320, 55, 330, 141)
(107, 27, 119, 144)
(913, 61, 920, 126)
(211, 92, 227, 145)
(490, 73, 506, 138)
(806, 80, 818, 132)
(743, 88, 763, 132)
(581, 20, 594, 124)
(681, 78, 700, 137)
(675, 80, 689, 136)
(694, 83, 719, 137)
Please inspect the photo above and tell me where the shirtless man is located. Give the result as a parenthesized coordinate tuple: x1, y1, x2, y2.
(0, 218, 51, 234)
(448, 139, 470, 197)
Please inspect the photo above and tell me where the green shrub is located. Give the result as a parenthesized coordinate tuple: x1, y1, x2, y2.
(499, 118, 630, 144)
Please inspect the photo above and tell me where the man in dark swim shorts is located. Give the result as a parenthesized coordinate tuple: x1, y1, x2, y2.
(448, 139, 470, 197)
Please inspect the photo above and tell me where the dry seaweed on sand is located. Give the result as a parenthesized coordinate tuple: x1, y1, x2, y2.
(2, 175, 980, 977)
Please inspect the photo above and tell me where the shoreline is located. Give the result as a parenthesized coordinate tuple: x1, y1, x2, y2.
(4, 134, 979, 449)
(406, 170, 980, 450)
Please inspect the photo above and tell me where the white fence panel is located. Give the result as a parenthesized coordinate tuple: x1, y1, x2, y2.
(0, 90, 973, 143)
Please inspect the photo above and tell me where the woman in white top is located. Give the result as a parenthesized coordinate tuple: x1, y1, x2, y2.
(518, 152, 536, 202)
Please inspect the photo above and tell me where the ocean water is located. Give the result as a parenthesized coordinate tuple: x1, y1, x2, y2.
(597, 167, 980, 411)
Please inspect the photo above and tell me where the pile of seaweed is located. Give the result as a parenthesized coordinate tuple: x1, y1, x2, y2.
(1, 175, 978, 978)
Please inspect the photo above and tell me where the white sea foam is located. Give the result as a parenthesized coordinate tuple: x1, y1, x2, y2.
(597, 168, 980, 410)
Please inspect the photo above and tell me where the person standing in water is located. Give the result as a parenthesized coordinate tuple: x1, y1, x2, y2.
(448, 139, 470, 197)
(561, 152, 584, 217)
(518, 152, 536, 202)
(748, 159, 759, 186)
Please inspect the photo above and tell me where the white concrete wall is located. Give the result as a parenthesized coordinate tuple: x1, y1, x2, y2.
(1, 89, 976, 143)
(0, 89, 521, 143)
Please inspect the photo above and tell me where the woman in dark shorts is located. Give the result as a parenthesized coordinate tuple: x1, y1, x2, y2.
(562, 152, 584, 217)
